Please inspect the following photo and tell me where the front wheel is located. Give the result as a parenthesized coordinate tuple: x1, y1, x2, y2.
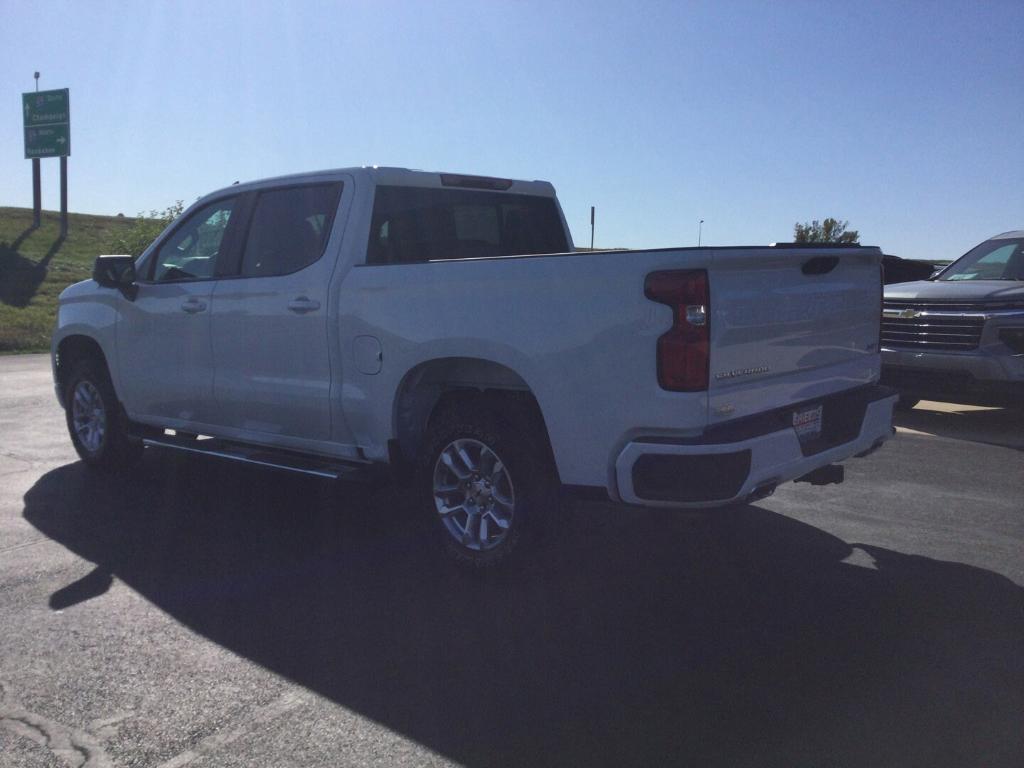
(421, 398, 553, 569)
(64, 360, 143, 471)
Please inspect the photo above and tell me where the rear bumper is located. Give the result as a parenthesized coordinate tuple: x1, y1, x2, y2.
(614, 385, 897, 508)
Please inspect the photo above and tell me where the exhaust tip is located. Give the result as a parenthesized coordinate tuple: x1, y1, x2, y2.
(747, 479, 779, 503)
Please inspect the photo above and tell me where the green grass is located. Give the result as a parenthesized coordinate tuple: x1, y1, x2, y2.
(0, 207, 136, 353)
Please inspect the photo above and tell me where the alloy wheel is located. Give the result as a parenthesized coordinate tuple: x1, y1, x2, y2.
(71, 380, 106, 455)
(432, 438, 515, 551)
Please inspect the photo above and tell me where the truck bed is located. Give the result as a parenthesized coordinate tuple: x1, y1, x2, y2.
(338, 243, 884, 491)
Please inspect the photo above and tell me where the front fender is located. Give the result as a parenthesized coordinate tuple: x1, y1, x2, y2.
(52, 283, 122, 405)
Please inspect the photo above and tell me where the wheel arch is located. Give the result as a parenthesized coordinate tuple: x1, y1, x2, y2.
(55, 334, 113, 403)
(391, 356, 559, 482)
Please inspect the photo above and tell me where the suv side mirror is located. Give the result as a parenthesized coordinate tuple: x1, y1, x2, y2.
(93, 255, 138, 298)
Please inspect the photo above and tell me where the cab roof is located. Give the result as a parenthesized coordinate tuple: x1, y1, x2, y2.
(199, 166, 557, 204)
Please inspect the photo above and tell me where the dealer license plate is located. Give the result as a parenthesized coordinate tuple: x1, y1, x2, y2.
(792, 404, 823, 441)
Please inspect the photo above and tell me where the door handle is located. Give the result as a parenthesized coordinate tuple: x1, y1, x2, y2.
(287, 297, 321, 314)
(181, 298, 207, 313)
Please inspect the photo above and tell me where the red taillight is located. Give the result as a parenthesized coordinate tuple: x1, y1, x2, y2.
(644, 270, 709, 391)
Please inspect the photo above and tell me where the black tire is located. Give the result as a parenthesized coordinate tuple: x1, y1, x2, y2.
(419, 396, 555, 569)
(895, 395, 920, 411)
(64, 359, 143, 471)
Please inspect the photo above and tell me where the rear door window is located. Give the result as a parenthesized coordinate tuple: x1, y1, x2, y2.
(240, 183, 343, 277)
(367, 186, 568, 265)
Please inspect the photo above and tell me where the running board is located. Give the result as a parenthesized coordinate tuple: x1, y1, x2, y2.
(141, 433, 369, 481)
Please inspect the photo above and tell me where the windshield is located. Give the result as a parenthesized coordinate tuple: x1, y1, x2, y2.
(938, 237, 1024, 281)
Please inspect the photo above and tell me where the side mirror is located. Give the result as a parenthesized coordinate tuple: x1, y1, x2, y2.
(93, 255, 138, 298)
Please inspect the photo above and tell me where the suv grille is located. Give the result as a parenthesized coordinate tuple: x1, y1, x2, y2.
(882, 300, 986, 351)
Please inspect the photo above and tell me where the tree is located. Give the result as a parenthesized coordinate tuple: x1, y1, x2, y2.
(110, 201, 185, 257)
(793, 218, 859, 244)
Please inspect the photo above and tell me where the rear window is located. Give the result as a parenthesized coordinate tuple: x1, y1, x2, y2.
(366, 186, 568, 265)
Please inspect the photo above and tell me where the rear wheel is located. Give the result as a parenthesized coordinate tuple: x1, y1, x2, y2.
(64, 359, 143, 471)
(421, 397, 554, 568)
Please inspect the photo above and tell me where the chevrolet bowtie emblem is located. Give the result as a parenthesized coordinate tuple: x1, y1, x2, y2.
(899, 308, 921, 319)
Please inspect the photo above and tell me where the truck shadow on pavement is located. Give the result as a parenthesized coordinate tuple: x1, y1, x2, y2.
(23, 455, 1024, 768)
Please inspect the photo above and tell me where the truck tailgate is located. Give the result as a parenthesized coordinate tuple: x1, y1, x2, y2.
(707, 247, 882, 424)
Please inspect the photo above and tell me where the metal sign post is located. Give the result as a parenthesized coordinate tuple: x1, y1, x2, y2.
(22, 83, 71, 234)
(31, 72, 40, 227)
(60, 157, 68, 237)
(32, 159, 41, 228)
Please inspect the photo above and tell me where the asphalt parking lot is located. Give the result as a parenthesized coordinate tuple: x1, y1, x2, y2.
(1, 353, 1021, 768)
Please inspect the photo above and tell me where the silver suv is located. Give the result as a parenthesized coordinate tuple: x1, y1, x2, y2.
(881, 230, 1024, 409)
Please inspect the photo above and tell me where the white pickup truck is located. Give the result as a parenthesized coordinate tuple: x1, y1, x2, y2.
(52, 167, 896, 566)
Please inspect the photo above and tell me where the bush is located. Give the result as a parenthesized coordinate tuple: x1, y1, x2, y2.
(793, 218, 859, 244)
(110, 201, 184, 257)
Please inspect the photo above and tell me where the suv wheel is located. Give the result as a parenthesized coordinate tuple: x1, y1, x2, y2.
(64, 360, 143, 470)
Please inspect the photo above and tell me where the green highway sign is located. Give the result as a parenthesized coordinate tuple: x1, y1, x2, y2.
(25, 123, 70, 157)
(23, 88, 70, 158)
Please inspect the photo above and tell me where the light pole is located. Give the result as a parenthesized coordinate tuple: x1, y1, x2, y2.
(698, 219, 704, 247)
(32, 72, 41, 227)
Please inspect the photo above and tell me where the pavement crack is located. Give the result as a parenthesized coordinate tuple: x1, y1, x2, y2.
(0, 679, 114, 768)
(0, 449, 38, 466)
(0, 537, 50, 555)
(153, 691, 310, 768)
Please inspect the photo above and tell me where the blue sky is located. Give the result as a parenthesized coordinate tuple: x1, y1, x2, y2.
(2, 0, 1021, 260)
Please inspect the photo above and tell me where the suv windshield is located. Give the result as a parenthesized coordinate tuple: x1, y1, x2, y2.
(938, 237, 1024, 281)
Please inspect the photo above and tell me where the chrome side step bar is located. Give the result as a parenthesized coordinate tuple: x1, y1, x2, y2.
(141, 434, 368, 480)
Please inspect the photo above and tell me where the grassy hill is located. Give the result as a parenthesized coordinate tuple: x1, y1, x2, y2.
(0, 207, 136, 353)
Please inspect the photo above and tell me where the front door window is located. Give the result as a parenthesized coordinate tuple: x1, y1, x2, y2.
(151, 199, 236, 282)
